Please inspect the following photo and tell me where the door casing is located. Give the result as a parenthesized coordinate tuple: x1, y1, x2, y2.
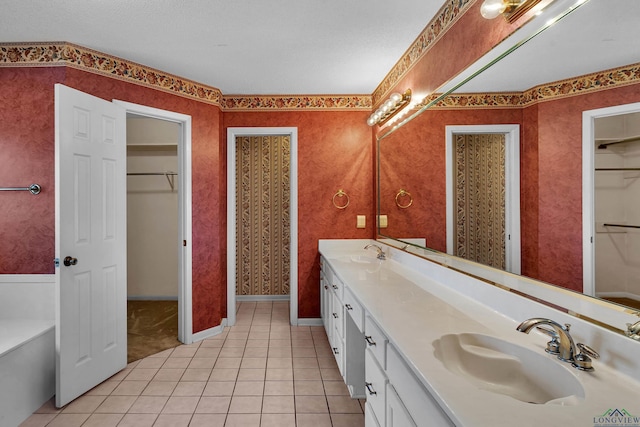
(114, 100, 193, 344)
(582, 102, 640, 297)
(226, 127, 299, 326)
(445, 125, 521, 275)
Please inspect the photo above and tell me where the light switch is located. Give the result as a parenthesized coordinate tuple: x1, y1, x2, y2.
(357, 215, 366, 229)
(378, 215, 388, 228)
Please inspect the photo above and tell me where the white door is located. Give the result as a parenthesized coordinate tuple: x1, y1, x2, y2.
(55, 84, 127, 407)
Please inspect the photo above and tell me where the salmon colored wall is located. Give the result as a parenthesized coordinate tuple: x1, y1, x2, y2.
(0, 67, 224, 333)
(0, 68, 62, 274)
(224, 111, 373, 318)
(379, 108, 523, 252)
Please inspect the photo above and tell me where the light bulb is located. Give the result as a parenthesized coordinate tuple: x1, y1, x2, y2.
(389, 93, 402, 103)
(480, 0, 506, 19)
(367, 116, 377, 126)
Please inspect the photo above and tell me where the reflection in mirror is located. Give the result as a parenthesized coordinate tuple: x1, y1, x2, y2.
(377, 0, 640, 330)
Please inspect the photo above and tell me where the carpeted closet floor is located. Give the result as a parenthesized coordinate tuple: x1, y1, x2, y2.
(127, 300, 181, 363)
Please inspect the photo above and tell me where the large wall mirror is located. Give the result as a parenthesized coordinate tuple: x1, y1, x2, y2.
(377, 0, 640, 336)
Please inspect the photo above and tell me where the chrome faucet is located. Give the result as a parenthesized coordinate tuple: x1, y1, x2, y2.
(517, 318, 576, 362)
(364, 244, 386, 260)
(626, 320, 640, 340)
(517, 318, 600, 371)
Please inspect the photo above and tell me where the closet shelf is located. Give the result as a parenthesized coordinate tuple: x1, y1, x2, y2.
(595, 167, 640, 171)
(127, 144, 177, 152)
(603, 223, 640, 229)
(127, 171, 177, 191)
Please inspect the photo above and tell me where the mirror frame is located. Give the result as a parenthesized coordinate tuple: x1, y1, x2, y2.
(375, 0, 640, 336)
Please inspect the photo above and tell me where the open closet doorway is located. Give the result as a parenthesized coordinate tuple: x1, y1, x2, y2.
(115, 101, 194, 354)
(227, 128, 298, 327)
(583, 102, 640, 310)
(445, 125, 521, 275)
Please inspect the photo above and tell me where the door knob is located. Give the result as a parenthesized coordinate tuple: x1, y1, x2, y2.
(63, 256, 78, 266)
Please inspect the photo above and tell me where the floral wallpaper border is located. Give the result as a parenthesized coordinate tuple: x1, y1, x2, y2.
(2, 42, 638, 112)
(417, 62, 640, 110)
(0, 42, 371, 111)
(371, 0, 474, 105)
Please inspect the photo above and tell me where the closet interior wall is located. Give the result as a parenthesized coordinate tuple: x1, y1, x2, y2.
(127, 116, 179, 299)
(594, 112, 640, 303)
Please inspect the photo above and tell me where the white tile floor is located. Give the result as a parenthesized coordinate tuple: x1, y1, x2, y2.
(21, 301, 365, 427)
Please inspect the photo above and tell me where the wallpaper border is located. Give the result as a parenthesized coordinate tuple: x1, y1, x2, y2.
(371, 0, 475, 105)
(2, 42, 638, 112)
(0, 42, 371, 111)
(418, 62, 640, 110)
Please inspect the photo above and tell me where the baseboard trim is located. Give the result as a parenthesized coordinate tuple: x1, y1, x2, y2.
(236, 295, 290, 302)
(191, 319, 228, 343)
(127, 296, 179, 301)
(597, 291, 640, 302)
(297, 318, 323, 326)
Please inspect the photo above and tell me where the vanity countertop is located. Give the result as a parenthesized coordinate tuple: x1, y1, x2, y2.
(319, 240, 640, 427)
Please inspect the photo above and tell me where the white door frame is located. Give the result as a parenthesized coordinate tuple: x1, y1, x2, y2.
(226, 127, 298, 326)
(445, 125, 521, 275)
(114, 100, 193, 344)
(582, 102, 640, 297)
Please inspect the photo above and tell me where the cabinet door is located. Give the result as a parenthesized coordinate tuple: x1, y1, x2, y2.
(386, 384, 416, 427)
(365, 348, 387, 425)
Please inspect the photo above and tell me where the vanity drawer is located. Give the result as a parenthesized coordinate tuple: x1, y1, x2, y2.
(330, 275, 344, 300)
(331, 332, 344, 375)
(365, 348, 387, 425)
(343, 287, 364, 332)
(365, 315, 388, 369)
(332, 292, 345, 340)
(387, 344, 454, 427)
(386, 383, 416, 427)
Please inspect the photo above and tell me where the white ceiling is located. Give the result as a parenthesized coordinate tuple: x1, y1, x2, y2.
(0, 0, 445, 95)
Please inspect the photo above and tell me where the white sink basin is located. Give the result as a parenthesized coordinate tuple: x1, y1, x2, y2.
(348, 255, 379, 264)
(433, 333, 585, 405)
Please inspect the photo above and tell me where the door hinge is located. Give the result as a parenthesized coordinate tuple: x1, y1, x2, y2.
(54, 258, 60, 268)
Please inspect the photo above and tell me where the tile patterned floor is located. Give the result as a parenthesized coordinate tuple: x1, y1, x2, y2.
(21, 301, 365, 427)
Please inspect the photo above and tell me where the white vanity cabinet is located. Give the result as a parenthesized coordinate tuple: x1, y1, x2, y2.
(320, 256, 366, 398)
(320, 255, 454, 427)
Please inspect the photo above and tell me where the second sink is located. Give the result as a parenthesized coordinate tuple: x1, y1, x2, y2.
(433, 333, 585, 405)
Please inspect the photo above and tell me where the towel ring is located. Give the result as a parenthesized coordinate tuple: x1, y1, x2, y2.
(332, 189, 350, 209)
(395, 189, 413, 209)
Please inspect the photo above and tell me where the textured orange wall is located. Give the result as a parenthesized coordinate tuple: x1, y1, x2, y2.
(0, 67, 62, 274)
(224, 111, 373, 318)
(0, 67, 225, 333)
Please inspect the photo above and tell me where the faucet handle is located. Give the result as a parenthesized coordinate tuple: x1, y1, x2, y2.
(536, 326, 560, 355)
(572, 343, 600, 372)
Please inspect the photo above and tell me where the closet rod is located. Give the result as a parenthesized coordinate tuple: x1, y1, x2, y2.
(603, 224, 640, 229)
(127, 172, 178, 176)
(597, 135, 640, 149)
(595, 168, 640, 171)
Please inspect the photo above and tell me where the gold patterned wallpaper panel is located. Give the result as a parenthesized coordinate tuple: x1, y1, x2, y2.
(235, 136, 291, 296)
(454, 133, 506, 270)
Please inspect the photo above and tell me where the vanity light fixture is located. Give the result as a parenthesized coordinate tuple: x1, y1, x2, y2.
(367, 89, 412, 127)
(480, 0, 543, 23)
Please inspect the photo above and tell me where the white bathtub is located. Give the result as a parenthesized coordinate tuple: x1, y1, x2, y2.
(0, 276, 56, 427)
